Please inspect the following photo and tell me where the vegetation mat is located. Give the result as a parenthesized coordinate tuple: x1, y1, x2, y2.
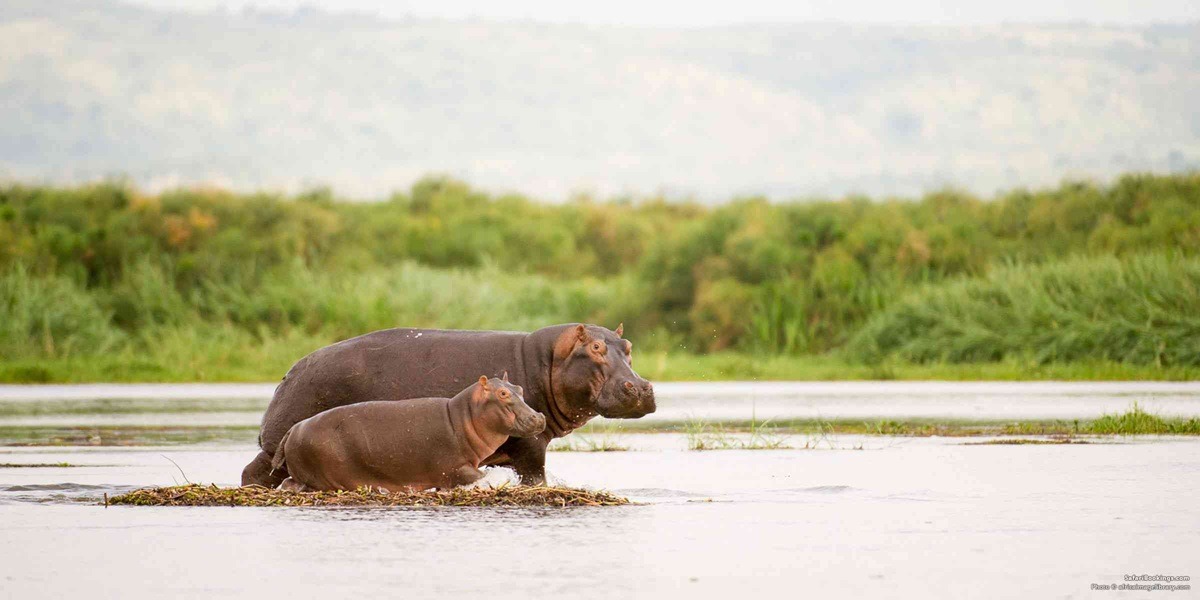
(107, 483, 630, 507)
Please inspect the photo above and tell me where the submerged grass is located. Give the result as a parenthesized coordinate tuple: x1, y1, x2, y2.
(548, 434, 630, 452)
(963, 439, 1090, 445)
(613, 405, 1200, 440)
(107, 483, 630, 507)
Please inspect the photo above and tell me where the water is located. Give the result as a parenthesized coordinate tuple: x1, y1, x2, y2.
(1, 383, 1198, 599)
(3, 381, 1199, 427)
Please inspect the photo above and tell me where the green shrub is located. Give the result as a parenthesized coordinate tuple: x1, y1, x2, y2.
(845, 254, 1200, 365)
(0, 266, 125, 359)
(2, 172, 1200, 365)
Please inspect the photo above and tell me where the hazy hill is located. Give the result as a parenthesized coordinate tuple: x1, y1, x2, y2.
(1, 0, 1198, 200)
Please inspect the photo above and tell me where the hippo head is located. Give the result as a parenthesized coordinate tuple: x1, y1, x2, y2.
(552, 323, 656, 419)
(473, 374, 546, 438)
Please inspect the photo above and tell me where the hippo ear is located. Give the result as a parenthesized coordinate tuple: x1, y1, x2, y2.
(615, 322, 624, 337)
(501, 371, 509, 382)
(478, 375, 490, 390)
(554, 324, 589, 359)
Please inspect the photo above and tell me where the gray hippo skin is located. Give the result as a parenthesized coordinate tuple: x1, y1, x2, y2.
(241, 323, 655, 487)
(273, 376, 546, 491)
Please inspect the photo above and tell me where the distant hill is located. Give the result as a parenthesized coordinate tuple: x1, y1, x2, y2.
(1, 0, 1198, 201)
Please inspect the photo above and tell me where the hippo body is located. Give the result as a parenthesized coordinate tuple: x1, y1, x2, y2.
(242, 323, 654, 487)
(272, 377, 544, 492)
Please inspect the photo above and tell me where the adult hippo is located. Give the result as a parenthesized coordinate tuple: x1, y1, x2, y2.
(241, 323, 655, 487)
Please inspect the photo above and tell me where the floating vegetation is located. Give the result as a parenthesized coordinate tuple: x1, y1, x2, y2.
(0, 462, 84, 468)
(106, 483, 630, 508)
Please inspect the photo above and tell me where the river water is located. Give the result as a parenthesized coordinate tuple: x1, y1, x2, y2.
(1, 382, 1197, 599)
(2, 381, 1199, 427)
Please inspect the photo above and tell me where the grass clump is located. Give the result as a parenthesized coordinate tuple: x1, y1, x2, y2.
(1087, 404, 1200, 435)
(548, 434, 630, 452)
(107, 483, 629, 507)
(846, 254, 1200, 366)
(684, 419, 791, 450)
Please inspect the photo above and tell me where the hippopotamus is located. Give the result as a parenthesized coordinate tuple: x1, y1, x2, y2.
(273, 375, 545, 491)
(241, 323, 655, 487)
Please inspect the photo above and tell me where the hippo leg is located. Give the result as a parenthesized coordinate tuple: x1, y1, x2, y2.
(449, 465, 486, 488)
(506, 437, 548, 485)
(241, 451, 286, 488)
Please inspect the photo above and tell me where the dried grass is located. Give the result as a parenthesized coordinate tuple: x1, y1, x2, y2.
(106, 483, 630, 507)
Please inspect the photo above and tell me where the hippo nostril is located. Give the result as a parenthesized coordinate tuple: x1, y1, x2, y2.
(624, 381, 635, 390)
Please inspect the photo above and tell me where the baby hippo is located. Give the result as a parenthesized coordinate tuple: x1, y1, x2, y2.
(271, 374, 545, 491)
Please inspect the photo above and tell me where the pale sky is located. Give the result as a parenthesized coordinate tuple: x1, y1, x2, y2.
(129, 0, 1200, 26)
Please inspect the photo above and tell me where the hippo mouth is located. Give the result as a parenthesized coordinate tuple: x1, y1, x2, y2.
(512, 414, 547, 437)
(596, 379, 656, 419)
(600, 404, 655, 419)
(597, 392, 656, 419)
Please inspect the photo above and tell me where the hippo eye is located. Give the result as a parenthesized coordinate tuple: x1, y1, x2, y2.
(498, 389, 510, 399)
(591, 342, 603, 352)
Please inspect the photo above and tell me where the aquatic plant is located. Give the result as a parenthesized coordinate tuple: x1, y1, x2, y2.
(548, 434, 630, 452)
(107, 483, 630, 507)
(684, 418, 791, 451)
(1086, 404, 1200, 435)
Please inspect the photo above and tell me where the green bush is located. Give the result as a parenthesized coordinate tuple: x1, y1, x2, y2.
(845, 254, 1200, 365)
(0, 266, 125, 359)
(2, 172, 1199, 365)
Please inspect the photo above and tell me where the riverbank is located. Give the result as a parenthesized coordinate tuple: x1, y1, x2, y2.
(3, 351, 1198, 384)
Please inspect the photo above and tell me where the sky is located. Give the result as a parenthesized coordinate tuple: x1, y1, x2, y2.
(129, 0, 1200, 27)
(6, 0, 1197, 200)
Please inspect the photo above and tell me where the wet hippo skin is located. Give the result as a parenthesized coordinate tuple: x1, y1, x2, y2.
(273, 376, 545, 491)
(242, 323, 655, 487)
